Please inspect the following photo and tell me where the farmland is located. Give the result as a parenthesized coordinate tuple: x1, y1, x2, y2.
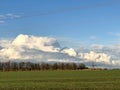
(0, 70, 120, 90)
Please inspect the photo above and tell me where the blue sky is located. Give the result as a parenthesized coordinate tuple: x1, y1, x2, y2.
(1, 0, 120, 68)
(0, 0, 120, 48)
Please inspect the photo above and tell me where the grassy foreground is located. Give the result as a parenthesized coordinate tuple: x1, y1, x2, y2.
(0, 70, 120, 90)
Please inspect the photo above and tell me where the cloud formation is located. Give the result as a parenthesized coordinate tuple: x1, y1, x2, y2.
(0, 13, 21, 24)
(12, 34, 60, 52)
(78, 51, 112, 64)
(0, 21, 5, 24)
(61, 48, 77, 56)
(0, 34, 120, 68)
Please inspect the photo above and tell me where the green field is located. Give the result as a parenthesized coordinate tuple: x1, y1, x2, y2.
(0, 70, 120, 90)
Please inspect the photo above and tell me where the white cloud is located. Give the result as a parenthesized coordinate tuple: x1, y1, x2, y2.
(0, 13, 21, 23)
(0, 34, 120, 68)
(12, 34, 60, 52)
(61, 48, 77, 56)
(0, 20, 5, 24)
(6, 13, 21, 19)
(109, 32, 120, 37)
(89, 36, 97, 40)
(78, 51, 112, 64)
(0, 34, 61, 60)
(0, 39, 12, 47)
(0, 47, 21, 59)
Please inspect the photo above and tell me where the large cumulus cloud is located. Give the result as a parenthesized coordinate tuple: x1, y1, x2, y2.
(78, 51, 112, 64)
(61, 48, 77, 56)
(0, 34, 120, 68)
(12, 34, 60, 52)
(0, 34, 77, 62)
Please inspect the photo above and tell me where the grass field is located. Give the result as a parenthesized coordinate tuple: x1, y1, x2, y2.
(0, 70, 120, 90)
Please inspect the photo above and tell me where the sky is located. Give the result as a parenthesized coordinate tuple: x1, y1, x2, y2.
(0, 0, 120, 68)
(0, 0, 120, 45)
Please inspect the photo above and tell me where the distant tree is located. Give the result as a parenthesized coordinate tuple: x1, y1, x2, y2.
(45, 63, 50, 70)
(0, 62, 2, 71)
(52, 63, 58, 70)
(41, 63, 46, 70)
(0, 61, 88, 71)
(78, 63, 86, 70)
(19, 62, 25, 71)
(26, 62, 32, 71)
(12, 62, 18, 71)
(59, 63, 65, 70)
(72, 63, 77, 70)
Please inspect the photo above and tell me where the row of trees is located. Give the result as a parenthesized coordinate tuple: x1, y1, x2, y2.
(0, 61, 88, 71)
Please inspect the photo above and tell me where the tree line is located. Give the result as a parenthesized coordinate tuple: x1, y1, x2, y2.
(0, 61, 88, 71)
